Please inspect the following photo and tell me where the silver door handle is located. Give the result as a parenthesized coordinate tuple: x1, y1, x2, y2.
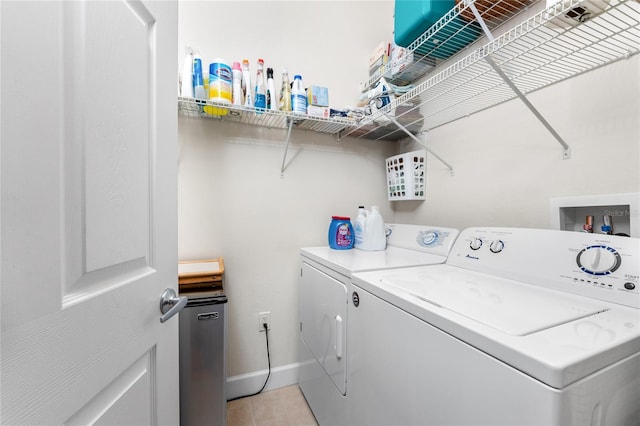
(159, 288, 187, 323)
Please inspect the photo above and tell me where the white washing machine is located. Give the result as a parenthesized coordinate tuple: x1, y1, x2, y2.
(298, 224, 460, 426)
(349, 227, 640, 426)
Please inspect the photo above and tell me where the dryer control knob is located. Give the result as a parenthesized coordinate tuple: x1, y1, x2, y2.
(577, 245, 622, 275)
(489, 239, 504, 253)
(469, 238, 483, 250)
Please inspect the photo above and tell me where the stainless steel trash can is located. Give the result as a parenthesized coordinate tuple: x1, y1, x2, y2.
(178, 259, 227, 426)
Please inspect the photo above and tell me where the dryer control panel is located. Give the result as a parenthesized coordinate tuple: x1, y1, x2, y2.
(447, 227, 640, 309)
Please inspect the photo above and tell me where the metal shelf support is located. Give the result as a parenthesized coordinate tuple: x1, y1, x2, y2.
(280, 118, 295, 177)
(468, 1, 572, 159)
(385, 114, 455, 176)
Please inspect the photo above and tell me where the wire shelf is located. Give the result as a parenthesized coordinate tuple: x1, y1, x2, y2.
(366, 0, 539, 88)
(345, 0, 639, 139)
(178, 98, 357, 136)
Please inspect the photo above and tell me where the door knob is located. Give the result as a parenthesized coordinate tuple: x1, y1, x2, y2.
(159, 288, 187, 323)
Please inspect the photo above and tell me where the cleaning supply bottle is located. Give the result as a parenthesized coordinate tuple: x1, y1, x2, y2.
(328, 216, 354, 250)
(266, 67, 279, 111)
(291, 74, 307, 115)
(180, 46, 194, 98)
(365, 206, 386, 251)
(254, 59, 267, 112)
(232, 61, 243, 106)
(354, 206, 368, 250)
(204, 59, 232, 116)
(192, 51, 206, 101)
(279, 69, 292, 112)
(242, 59, 253, 107)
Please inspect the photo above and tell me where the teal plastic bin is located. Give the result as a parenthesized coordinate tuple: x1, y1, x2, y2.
(394, 0, 480, 59)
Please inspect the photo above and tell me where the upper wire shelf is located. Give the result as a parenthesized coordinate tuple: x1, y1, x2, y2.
(366, 0, 540, 88)
(345, 0, 639, 140)
(178, 98, 355, 136)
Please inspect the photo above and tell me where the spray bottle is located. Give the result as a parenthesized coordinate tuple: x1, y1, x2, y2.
(266, 67, 279, 111)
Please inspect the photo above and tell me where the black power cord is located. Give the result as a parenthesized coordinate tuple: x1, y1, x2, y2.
(228, 322, 271, 401)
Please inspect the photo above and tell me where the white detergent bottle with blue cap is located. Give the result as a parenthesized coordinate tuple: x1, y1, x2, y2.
(354, 206, 368, 250)
(364, 206, 386, 251)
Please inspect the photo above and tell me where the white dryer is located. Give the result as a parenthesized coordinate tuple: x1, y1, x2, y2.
(298, 224, 459, 426)
(349, 227, 640, 425)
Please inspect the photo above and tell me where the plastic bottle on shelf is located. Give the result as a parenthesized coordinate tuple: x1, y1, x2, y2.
(242, 59, 253, 108)
(365, 206, 386, 251)
(192, 51, 206, 101)
(232, 61, 243, 106)
(279, 69, 292, 112)
(353, 206, 368, 250)
(254, 59, 267, 113)
(180, 46, 194, 98)
(291, 74, 307, 115)
(266, 67, 279, 111)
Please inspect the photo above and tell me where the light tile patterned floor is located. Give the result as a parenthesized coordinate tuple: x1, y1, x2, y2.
(227, 385, 318, 426)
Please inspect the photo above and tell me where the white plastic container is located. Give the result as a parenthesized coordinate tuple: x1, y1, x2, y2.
(254, 59, 267, 112)
(354, 206, 368, 250)
(242, 59, 253, 107)
(232, 61, 243, 106)
(364, 206, 386, 251)
(291, 74, 307, 115)
(180, 46, 194, 98)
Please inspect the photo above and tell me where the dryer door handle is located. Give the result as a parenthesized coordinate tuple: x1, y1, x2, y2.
(335, 315, 343, 360)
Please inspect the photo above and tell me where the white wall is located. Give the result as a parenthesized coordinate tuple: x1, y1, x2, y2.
(179, 0, 640, 385)
(178, 1, 396, 381)
(393, 55, 640, 230)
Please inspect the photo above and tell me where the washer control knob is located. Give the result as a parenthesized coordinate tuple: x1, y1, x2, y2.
(577, 245, 622, 275)
(469, 238, 483, 250)
(624, 282, 636, 290)
(489, 239, 505, 253)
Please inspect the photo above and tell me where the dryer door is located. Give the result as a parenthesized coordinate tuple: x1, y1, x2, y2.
(300, 262, 347, 395)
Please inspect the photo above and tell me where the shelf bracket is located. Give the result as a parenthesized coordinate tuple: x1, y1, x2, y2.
(280, 118, 295, 177)
(468, 1, 572, 160)
(384, 114, 454, 175)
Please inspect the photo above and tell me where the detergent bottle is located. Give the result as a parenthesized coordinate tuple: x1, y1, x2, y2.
(354, 206, 368, 250)
(328, 216, 354, 250)
(364, 206, 386, 251)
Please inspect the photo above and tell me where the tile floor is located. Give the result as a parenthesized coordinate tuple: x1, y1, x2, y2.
(227, 385, 318, 426)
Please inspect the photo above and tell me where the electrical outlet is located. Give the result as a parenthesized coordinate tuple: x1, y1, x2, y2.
(258, 312, 271, 332)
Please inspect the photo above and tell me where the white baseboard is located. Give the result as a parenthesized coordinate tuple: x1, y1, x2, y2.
(226, 362, 299, 400)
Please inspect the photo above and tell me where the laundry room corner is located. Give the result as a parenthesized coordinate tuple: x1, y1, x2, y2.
(177, 0, 397, 394)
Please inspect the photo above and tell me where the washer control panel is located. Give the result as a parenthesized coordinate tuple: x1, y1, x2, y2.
(447, 227, 640, 309)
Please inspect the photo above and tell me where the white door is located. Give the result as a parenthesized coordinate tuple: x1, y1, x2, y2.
(1, 1, 178, 424)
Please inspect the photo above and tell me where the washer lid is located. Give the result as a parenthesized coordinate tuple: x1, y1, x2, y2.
(382, 267, 608, 336)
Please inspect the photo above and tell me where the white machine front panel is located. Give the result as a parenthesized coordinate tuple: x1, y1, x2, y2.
(447, 227, 640, 308)
(381, 267, 608, 335)
(300, 262, 347, 395)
